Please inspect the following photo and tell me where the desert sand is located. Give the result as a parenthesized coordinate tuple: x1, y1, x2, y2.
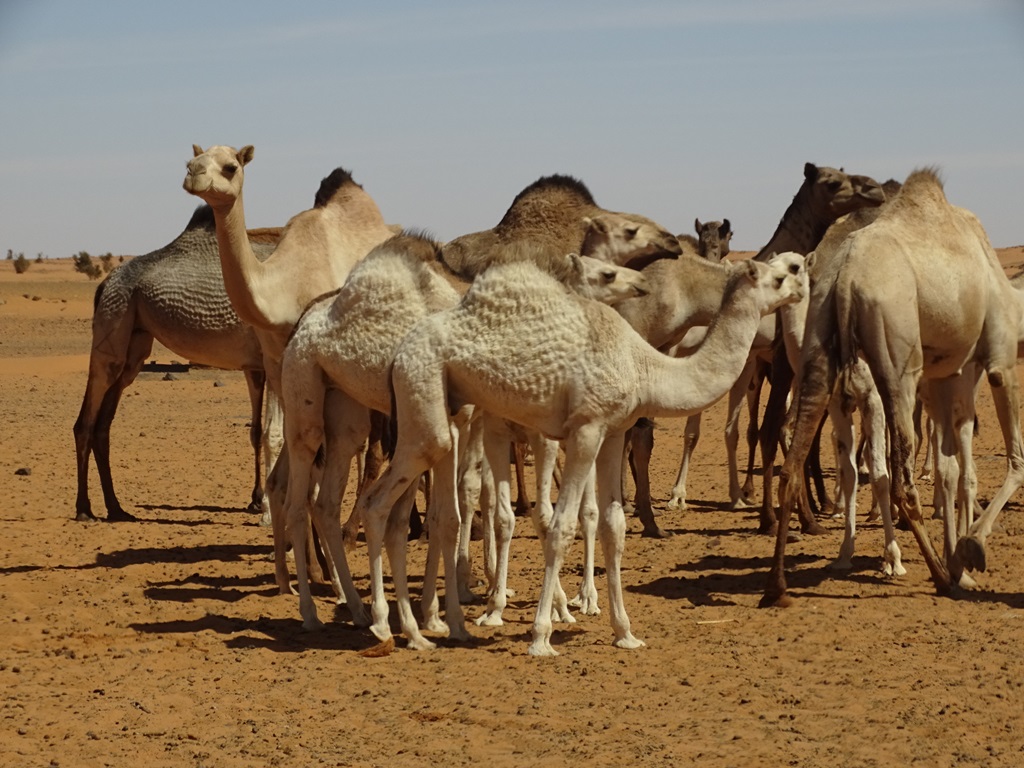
(3, 250, 1024, 767)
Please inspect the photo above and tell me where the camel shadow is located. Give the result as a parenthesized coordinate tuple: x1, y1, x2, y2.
(94, 542, 271, 570)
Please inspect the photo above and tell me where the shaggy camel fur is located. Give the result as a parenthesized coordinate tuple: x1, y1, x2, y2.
(73, 204, 278, 521)
(618, 164, 884, 536)
(441, 174, 682, 279)
(184, 144, 396, 593)
(351, 253, 806, 655)
(764, 168, 1024, 607)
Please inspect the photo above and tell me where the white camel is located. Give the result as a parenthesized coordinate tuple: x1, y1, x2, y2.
(351, 252, 806, 655)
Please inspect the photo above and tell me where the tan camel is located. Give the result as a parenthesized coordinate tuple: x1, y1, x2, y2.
(440, 173, 682, 279)
(73, 204, 278, 522)
(616, 164, 885, 536)
(351, 252, 806, 654)
(764, 168, 1024, 607)
(183, 144, 397, 594)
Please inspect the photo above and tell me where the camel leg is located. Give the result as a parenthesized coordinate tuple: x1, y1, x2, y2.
(475, 423, 516, 627)
(958, 363, 1024, 574)
(74, 330, 153, 522)
(666, 412, 700, 511)
(741, 359, 767, 505)
(242, 368, 266, 513)
(341, 410, 386, 547)
(417, 416, 469, 642)
(571, 468, 601, 616)
(829, 403, 858, 571)
(455, 414, 484, 602)
(513, 440, 531, 517)
(725, 358, 758, 508)
(858, 373, 903, 576)
(629, 418, 668, 538)
(595, 431, 644, 650)
(529, 423, 603, 657)
(259, 390, 283, 527)
(531, 435, 574, 623)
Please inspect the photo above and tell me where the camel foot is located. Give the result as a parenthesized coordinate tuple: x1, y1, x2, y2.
(623, 502, 636, 516)
(474, 610, 504, 627)
(259, 509, 273, 527)
(552, 605, 577, 624)
(447, 624, 471, 643)
(74, 510, 98, 522)
(568, 591, 601, 616)
(758, 591, 795, 609)
(665, 496, 687, 511)
(301, 614, 325, 631)
(957, 570, 980, 590)
(828, 559, 854, 572)
(358, 636, 395, 658)
(106, 508, 137, 522)
(640, 525, 672, 539)
(881, 561, 908, 578)
(527, 638, 559, 657)
(407, 634, 438, 651)
(613, 633, 646, 650)
(955, 536, 987, 573)
(757, 522, 778, 537)
(801, 521, 828, 536)
(345, 602, 371, 628)
(246, 499, 263, 515)
(729, 497, 753, 510)
(421, 614, 447, 634)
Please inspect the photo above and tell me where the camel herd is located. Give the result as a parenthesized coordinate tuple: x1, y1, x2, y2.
(73, 144, 1024, 656)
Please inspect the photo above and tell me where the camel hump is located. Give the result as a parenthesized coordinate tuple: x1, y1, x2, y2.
(507, 174, 595, 211)
(184, 204, 217, 231)
(313, 167, 359, 208)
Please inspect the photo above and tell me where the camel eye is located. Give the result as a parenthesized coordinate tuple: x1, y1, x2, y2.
(827, 180, 842, 192)
(223, 163, 238, 175)
(601, 270, 616, 284)
(789, 263, 801, 275)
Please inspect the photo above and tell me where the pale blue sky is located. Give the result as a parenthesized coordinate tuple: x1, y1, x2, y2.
(2, 0, 1023, 259)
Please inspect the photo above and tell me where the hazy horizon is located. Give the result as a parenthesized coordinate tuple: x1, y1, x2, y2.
(3, 1, 1023, 260)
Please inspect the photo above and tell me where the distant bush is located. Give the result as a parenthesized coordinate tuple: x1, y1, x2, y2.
(35, 253, 44, 264)
(13, 252, 30, 274)
(72, 251, 102, 280)
(99, 252, 115, 274)
(5, 249, 11, 260)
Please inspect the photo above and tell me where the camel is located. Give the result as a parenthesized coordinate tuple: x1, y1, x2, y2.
(678, 218, 732, 262)
(440, 173, 682, 279)
(763, 168, 1024, 607)
(183, 144, 397, 593)
(73, 204, 279, 522)
(351, 251, 806, 654)
(615, 164, 885, 536)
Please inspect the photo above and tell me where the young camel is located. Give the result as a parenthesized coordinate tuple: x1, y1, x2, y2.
(621, 164, 885, 535)
(678, 218, 733, 262)
(352, 252, 806, 655)
(278, 224, 657, 635)
(183, 144, 397, 593)
(764, 168, 1024, 607)
(74, 205, 278, 521)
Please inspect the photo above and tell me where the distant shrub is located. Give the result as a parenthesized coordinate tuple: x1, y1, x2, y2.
(35, 252, 44, 263)
(73, 251, 102, 280)
(13, 252, 30, 274)
(5, 249, 11, 260)
(99, 252, 116, 274)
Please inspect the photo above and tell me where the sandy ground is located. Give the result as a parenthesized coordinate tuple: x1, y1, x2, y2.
(4, 252, 1024, 767)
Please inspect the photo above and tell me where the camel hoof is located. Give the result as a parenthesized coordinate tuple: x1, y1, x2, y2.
(641, 526, 672, 539)
(758, 522, 778, 537)
(406, 635, 438, 651)
(802, 522, 828, 536)
(358, 636, 395, 658)
(106, 509, 137, 522)
(666, 495, 688, 511)
(346, 603, 371, 628)
(568, 592, 601, 616)
(882, 562, 907, 578)
(613, 634, 646, 650)
(474, 611, 504, 627)
(302, 615, 325, 631)
(447, 625, 472, 642)
(828, 559, 854, 572)
(729, 497, 752, 510)
(527, 640, 559, 657)
(552, 607, 577, 624)
(74, 510, 98, 522)
(422, 616, 447, 634)
(957, 571, 979, 590)
(758, 592, 795, 609)
(955, 536, 987, 573)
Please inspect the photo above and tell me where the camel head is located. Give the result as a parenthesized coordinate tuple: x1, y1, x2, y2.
(734, 251, 806, 315)
(580, 213, 682, 272)
(569, 253, 650, 306)
(183, 144, 254, 208)
(804, 163, 885, 220)
(693, 218, 733, 262)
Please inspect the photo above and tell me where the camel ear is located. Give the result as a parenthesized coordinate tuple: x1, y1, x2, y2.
(741, 260, 758, 282)
(584, 216, 609, 235)
(624, 224, 639, 240)
(804, 162, 818, 181)
(192, 144, 204, 157)
(720, 219, 731, 237)
(694, 217, 702, 232)
(805, 251, 817, 272)
(238, 145, 255, 166)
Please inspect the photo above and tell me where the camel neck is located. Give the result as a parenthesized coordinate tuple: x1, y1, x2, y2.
(637, 282, 764, 418)
(754, 184, 827, 261)
(211, 192, 277, 331)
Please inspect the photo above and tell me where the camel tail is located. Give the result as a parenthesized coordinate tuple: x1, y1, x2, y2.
(384, 361, 399, 461)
